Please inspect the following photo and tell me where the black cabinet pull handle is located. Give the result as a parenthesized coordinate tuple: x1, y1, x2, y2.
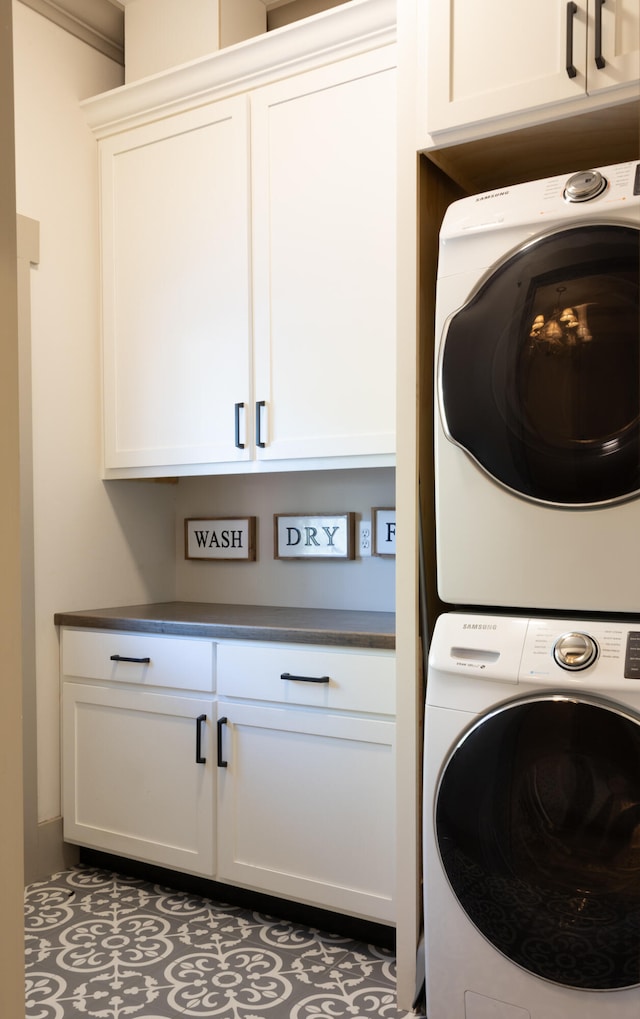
(595, 0, 605, 69)
(195, 714, 207, 764)
(217, 716, 228, 768)
(566, 1, 578, 78)
(110, 654, 151, 664)
(281, 672, 330, 684)
(234, 402, 245, 449)
(256, 400, 266, 448)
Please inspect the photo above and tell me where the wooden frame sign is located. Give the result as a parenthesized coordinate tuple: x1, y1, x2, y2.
(185, 517, 256, 561)
(373, 507, 396, 557)
(274, 513, 355, 560)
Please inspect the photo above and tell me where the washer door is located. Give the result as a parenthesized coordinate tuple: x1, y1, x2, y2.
(440, 224, 640, 506)
(436, 695, 640, 990)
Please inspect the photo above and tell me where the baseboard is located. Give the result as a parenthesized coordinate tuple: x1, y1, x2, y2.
(24, 818, 80, 885)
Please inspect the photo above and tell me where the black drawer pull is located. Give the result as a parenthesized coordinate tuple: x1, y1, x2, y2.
(595, 0, 605, 69)
(195, 714, 207, 764)
(110, 654, 151, 664)
(281, 672, 330, 684)
(256, 400, 266, 448)
(566, 1, 578, 78)
(234, 402, 245, 449)
(217, 716, 228, 768)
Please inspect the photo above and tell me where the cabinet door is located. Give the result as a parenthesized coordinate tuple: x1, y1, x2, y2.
(62, 683, 215, 877)
(100, 96, 251, 470)
(587, 0, 640, 94)
(217, 702, 396, 923)
(426, 0, 586, 134)
(251, 49, 396, 463)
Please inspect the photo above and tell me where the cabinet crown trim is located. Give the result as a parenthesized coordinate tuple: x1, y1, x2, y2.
(82, 0, 396, 136)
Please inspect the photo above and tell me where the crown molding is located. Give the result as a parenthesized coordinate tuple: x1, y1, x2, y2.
(82, 0, 395, 137)
(18, 0, 124, 64)
(16, 1, 362, 70)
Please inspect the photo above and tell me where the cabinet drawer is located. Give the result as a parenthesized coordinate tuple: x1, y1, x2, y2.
(217, 642, 394, 714)
(61, 628, 214, 692)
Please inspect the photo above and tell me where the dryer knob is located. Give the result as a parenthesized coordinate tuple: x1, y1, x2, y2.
(563, 170, 607, 202)
(553, 632, 599, 671)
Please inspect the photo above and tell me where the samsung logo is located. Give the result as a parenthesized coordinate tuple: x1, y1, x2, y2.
(475, 191, 510, 201)
(462, 623, 498, 630)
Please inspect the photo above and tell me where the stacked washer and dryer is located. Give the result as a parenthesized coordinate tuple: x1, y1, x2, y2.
(424, 161, 640, 1019)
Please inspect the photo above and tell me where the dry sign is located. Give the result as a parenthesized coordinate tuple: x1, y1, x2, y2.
(274, 513, 355, 560)
(185, 517, 256, 560)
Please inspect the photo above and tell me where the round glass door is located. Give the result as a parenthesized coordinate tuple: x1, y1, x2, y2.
(440, 224, 640, 506)
(436, 695, 640, 990)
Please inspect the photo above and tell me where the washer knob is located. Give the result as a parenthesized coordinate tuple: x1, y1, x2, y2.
(563, 170, 607, 202)
(553, 632, 599, 671)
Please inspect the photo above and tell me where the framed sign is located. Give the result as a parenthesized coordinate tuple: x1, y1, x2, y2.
(274, 513, 355, 560)
(185, 517, 256, 561)
(372, 507, 396, 557)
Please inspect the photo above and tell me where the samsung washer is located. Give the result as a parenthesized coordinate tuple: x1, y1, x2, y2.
(423, 611, 640, 1019)
(434, 160, 640, 612)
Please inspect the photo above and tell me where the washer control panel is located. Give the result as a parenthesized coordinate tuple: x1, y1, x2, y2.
(430, 613, 640, 693)
(624, 631, 640, 679)
(553, 631, 599, 670)
(521, 617, 640, 686)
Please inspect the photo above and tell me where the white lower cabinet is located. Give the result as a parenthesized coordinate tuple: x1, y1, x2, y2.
(60, 628, 395, 924)
(62, 682, 216, 877)
(61, 628, 216, 878)
(216, 702, 395, 923)
(215, 641, 396, 923)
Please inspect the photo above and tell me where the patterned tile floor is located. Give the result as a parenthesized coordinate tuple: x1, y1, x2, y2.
(25, 866, 415, 1019)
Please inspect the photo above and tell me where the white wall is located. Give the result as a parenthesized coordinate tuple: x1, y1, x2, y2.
(267, 0, 348, 30)
(0, 0, 26, 1008)
(175, 467, 395, 611)
(13, 2, 177, 826)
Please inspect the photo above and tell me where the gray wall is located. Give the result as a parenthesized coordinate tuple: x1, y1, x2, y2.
(175, 467, 396, 612)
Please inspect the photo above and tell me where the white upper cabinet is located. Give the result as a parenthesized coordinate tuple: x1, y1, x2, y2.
(424, 0, 639, 139)
(101, 97, 252, 470)
(586, 0, 640, 93)
(251, 50, 397, 463)
(86, 0, 397, 478)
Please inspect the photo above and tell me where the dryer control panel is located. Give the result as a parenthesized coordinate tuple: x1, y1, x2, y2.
(563, 169, 608, 202)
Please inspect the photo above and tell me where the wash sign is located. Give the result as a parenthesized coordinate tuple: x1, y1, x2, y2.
(185, 517, 256, 560)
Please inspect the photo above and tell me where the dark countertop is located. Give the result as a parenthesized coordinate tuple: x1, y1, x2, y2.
(54, 602, 395, 650)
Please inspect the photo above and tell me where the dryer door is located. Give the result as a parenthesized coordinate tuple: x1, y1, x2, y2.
(435, 694, 640, 990)
(440, 224, 640, 506)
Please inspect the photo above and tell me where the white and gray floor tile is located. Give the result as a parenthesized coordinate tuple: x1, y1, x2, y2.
(25, 866, 414, 1019)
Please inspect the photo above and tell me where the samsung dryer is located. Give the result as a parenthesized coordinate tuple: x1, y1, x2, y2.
(434, 160, 640, 612)
(423, 611, 640, 1019)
